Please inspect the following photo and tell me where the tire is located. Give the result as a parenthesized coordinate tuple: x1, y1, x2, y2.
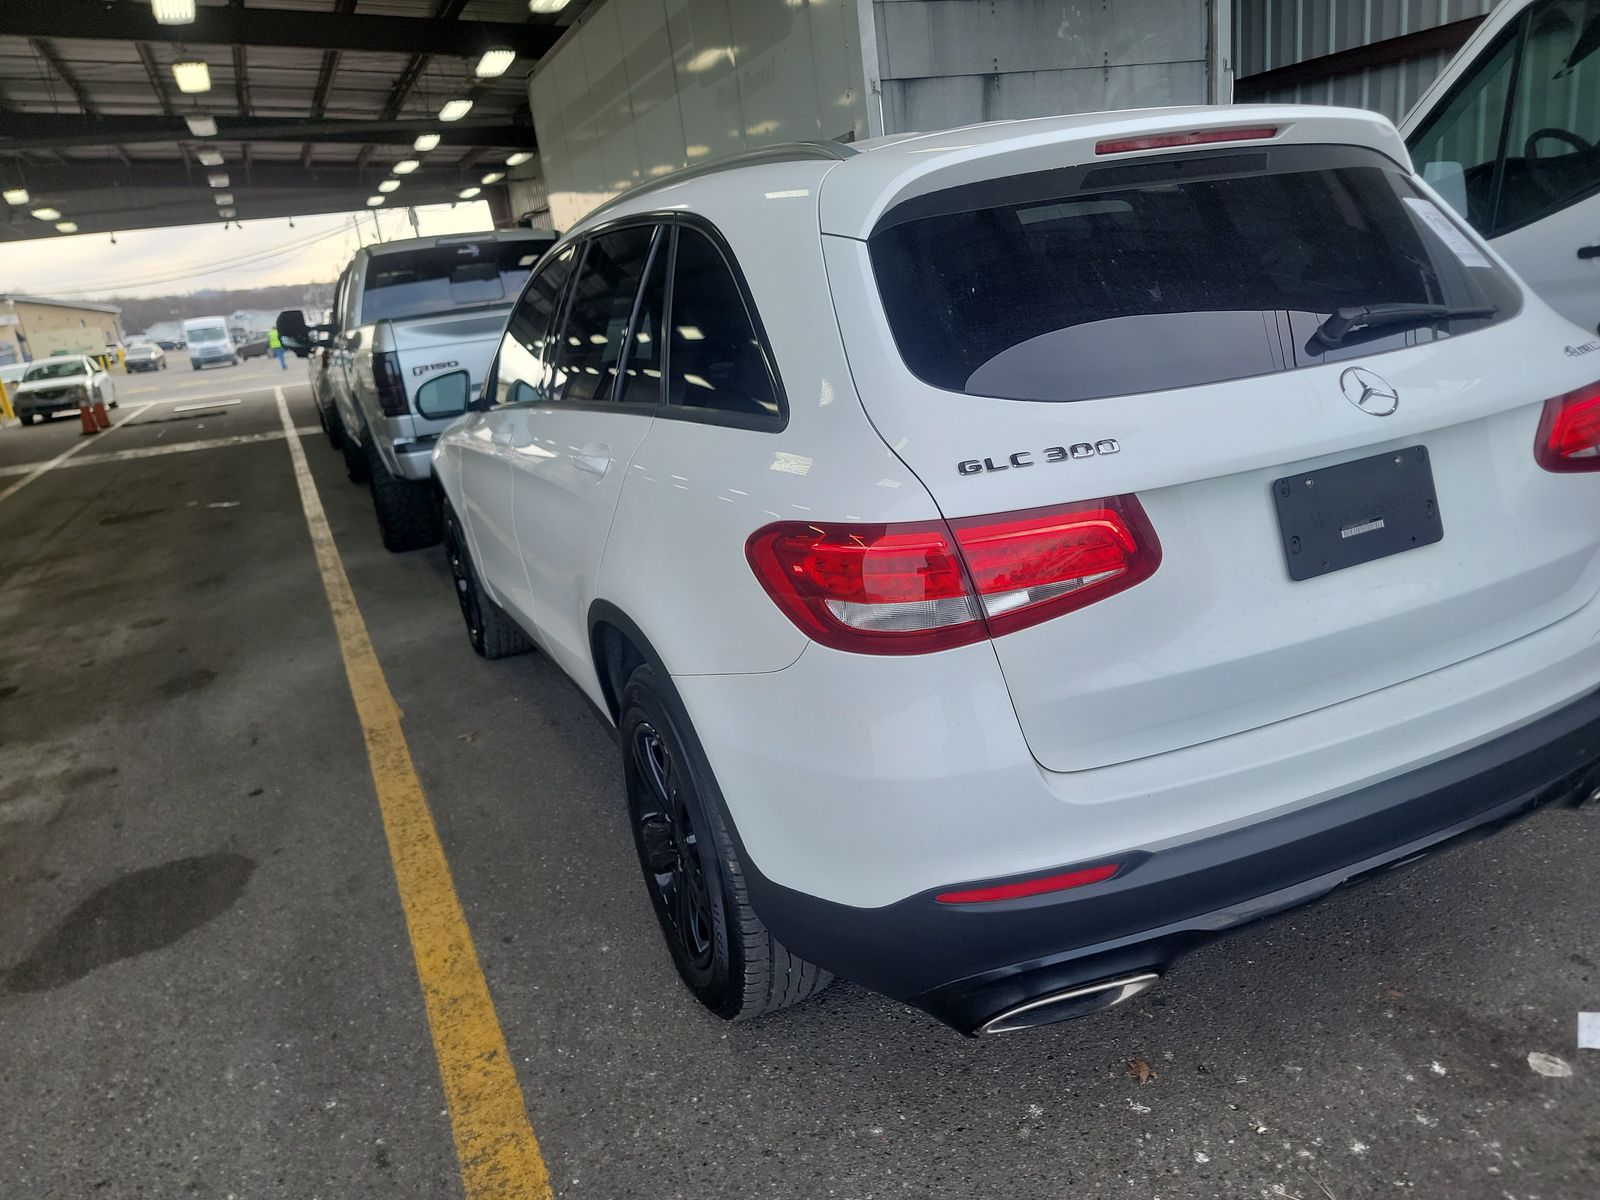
(366, 438, 441, 552)
(191, 362, 200, 371)
(620, 662, 833, 1021)
(319, 397, 345, 451)
(21, 412, 37, 426)
(442, 500, 531, 659)
(341, 430, 370, 483)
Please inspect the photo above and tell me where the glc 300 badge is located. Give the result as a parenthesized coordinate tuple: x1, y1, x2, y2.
(958, 440, 1120, 476)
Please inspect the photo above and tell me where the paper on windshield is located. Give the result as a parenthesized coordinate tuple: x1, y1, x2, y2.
(1404, 197, 1492, 269)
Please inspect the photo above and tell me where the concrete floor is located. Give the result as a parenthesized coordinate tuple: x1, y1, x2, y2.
(0, 357, 1596, 1199)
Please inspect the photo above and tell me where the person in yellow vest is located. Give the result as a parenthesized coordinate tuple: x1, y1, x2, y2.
(268, 327, 287, 370)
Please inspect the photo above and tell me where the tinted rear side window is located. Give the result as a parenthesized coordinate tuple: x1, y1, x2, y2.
(361, 241, 542, 323)
(869, 146, 1519, 403)
(492, 246, 576, 408)
(553, 226, 657, 404)
(665, 228, 780, 421)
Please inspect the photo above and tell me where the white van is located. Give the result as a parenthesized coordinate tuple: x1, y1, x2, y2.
(1403, 0, 1600, 336)
(182, 316, 238, 370)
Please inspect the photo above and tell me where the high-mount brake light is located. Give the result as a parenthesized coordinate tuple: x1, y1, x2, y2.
(935, 862, 1123, 904)
(1534, 381, 1600, 472)
(1094, 125, 1279, 155)
(746, 497, 1160, 655)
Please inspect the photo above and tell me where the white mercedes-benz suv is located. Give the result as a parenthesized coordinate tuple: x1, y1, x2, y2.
(431, 106, 1600, 1035)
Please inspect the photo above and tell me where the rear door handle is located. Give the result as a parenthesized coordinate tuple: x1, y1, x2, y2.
(1578, 244, 1600, 259)
(571, 443, 612, 478)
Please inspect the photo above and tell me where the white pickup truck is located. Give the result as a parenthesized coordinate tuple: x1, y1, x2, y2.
(280, 228, 557, 551)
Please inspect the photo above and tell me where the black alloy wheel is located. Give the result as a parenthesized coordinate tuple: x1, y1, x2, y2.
(629, 721, 717, 982)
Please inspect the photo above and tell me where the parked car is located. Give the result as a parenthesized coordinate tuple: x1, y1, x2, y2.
(279, 226, 556, 552)
(432, 108, 1600, 1035)
(12, 355, 117, 425)
(1403, 0, 1600, 335)
(182, 316, 238, 369)
(155, 338, 182, 351)
(124, 343, 167, 372)
(236, 333, 270, 360)
(307, 338, 342, 449)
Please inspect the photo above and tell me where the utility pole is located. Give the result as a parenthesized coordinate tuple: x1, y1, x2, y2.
(408, 206, 421, 237)
(351, 214, 365, 248)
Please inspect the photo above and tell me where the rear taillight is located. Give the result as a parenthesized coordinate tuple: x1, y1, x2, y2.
(373, 350, 408, 416)
(1094, 125, 1278, 155)
(746, 497, 1160, 655)
(1535, 381, 1600, 472)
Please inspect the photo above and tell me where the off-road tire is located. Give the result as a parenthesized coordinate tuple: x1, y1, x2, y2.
(620, 663, 833, 1021)
(366, 439, 441, 552)
(341, 430, 370, 483)
(442, 500, 531, 659)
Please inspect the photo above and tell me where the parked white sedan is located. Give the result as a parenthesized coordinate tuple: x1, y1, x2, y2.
(12, 356, 117, 425)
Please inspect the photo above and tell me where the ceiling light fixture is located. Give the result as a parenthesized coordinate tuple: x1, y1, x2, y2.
(528, 0, 572, 12)
(55, 221, 78, 233)
(413, 132, 440, 152)
(207, 172, 229, 188)
(378, 179, 400, 193)
(213, 192, 233, 205)
(458, 186, 481, 199)
(151, 0, 195, 25)
(196, 149, 223, 167)
(172, 61, 212, 94)
(185, 114, 218, 136)
(391, 159, 420, 175)
(505, 152, 532, 167)
(3, 188, 29, 205)
(438, 99, 473, 122)
(480, 171, 505, 185)
(475, 49, 516, 78)
(30, 207, 60, 221)
(366, 196, 386, 207)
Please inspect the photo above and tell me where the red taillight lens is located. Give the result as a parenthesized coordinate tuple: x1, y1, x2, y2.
(935, 861, 1122, 904)
(1535, 381, 1600, 472)
(1095, 125, 1278, 155)
(746, 497, 1160, 654)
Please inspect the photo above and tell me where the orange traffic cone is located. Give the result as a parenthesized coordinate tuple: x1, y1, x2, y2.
(92, 401, 111, 429)
(78, 401, 100, 436)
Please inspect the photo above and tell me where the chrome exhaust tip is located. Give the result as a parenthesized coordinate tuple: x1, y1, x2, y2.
(978, 972, 1161, 1035)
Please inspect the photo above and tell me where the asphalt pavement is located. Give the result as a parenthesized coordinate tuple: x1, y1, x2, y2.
(0, 356, 1595, 1200)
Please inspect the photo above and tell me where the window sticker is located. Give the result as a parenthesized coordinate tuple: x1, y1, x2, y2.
(1404, 196, 1492, 269)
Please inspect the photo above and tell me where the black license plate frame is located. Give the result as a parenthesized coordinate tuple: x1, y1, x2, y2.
(1272, 445, 1442, 581)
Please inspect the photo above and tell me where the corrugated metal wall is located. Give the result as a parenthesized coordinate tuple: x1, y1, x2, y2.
(1234, 0, 1498, 119)
(874, 0, 1211, 133)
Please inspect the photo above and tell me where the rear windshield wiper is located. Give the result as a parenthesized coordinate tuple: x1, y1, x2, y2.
(1310, 302, 1497, 351)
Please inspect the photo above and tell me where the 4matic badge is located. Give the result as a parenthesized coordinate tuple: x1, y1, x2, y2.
(957, 439, 1120, 476)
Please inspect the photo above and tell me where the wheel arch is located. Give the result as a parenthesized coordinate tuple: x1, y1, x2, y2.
(587, 600, 666, 726)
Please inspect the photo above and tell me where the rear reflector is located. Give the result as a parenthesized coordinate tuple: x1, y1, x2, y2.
(1095, 125, 1279, 155)
(936, 862, 1122, 904)
(746, 497, 1160, 655)
(1535, 381, 1600, 472)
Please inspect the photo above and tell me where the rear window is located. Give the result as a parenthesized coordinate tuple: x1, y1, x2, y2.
(868, 145, 1520, 403)
(360, 240, 544, 323)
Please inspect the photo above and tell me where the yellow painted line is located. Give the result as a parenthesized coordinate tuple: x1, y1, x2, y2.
(274, 387, 552, 1200)
(0, 402, 157, 507)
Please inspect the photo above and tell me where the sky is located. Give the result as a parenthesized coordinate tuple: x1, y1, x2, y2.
(0, 201, 496, 300)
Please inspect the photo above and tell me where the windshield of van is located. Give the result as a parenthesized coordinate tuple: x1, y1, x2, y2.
(868, 145, 1520, 402)
(187, 325, 229, 344)
(359, 241, 541, 323)
(24, 359, 86, 380)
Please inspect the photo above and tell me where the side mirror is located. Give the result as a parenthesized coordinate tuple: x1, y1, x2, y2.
(415, 369, 471, 420)
(276, 308, 313, 357)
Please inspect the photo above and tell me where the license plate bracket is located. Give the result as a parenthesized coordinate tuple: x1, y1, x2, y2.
(1273, 445, 1442, 581)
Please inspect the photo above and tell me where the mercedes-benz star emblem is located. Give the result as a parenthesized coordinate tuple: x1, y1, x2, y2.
(1339, 367, 1400, 417)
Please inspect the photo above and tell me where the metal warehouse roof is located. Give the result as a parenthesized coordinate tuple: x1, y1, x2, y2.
(2, 293, 122, 313)
(0, 1, 594, 241)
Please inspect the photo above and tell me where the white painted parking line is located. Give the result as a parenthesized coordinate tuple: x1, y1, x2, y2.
(0, 403, 157, 507)
(1581, 1012, 1599, 1050)
(0, 426, 322, 478)
(172, 398, 244, 413)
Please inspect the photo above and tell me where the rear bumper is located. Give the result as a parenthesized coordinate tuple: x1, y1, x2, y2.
(741, 685, 1600, 1034)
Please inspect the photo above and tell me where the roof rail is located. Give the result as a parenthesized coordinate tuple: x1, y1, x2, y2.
(578, 140, 857, 227)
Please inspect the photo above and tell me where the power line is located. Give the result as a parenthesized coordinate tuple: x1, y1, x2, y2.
(41, 222, 354, 297)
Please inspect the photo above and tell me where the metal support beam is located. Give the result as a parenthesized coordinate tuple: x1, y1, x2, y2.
(31, 37, 97, 115)
(1233, 16, 1487, 100)
(135, 42, 178, 118)
(0, 114, 536, 152)
(0, 158, 449, 192)
(0, 0, 560, 59)
(234, 45, 251, 116)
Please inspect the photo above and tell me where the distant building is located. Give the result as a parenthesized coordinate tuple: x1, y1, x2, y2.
(0, 294, 124, 363)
